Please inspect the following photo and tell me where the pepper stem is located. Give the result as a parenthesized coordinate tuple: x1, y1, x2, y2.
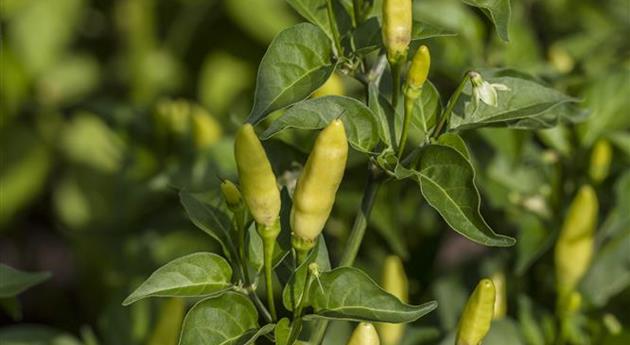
(398, 88, 424, 158)
(257, 219, 280, 321)
(432, 72, 471, 138)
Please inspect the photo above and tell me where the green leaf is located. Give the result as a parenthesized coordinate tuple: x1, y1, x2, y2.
(437, 133, 470, 161)
(0, 325, 83, 345)
(353, 18, 455, 54)
(306, 267, 437, 322)
(274, 318, 291, 345)
(0, 297, 21, 320)
(0, 264, 50, 298)
(248, 23, 334, 124)
(415, 145, 515, 246)
(180, 192, 233, 258)
(286, 0, 332, 41)
(261, 96, 381, 152)
(123, 253, 232, 305)
(233, 324, 276, 345)
(461, 0, 511, 42)
(179, 291, 259, 345)
(411, 81, 442, 135)
(282, 236, 330, 311)
(448, 69, 578, 131)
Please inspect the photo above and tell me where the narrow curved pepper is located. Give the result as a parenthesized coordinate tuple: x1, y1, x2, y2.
(220, 179, 242, 211)
(234, 124, 281, 226)
(291, 120, 348, 249)
(378, 256, 408, 345)
(382, 0, 412, 64)
(491, 272, 507, 320)
(554, 185, 598, 308)
(404, 45, 431, 100)
(589, 139, 612, 184)
(456, 279, 496, 345)
(347, 322, 381, 345)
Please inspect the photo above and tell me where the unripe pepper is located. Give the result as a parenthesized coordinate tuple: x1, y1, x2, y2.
(554, 185, 598, 307)
(291, 120, 348, 249)
(347, 322, 381, 345)
(456, 279, 496, 345)
(404, 45, 431, 100)
(378, 256, 408, 345)
(589, 139, 612, 184)
(382, 0, 412, 64)
(220, 179, 242, 211)
(191, 106, 222, 149)
(234, 124, 281, 226)
(312, 73, 345, 98)
(490, 272, 507, 320)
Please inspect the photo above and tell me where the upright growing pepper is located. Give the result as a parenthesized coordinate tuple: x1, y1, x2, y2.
(291, 120, 348, 253)
(382, 0, 412, 64)
(378, 256, 408, 345)
(347, 322, 381, 345)
(456, 279, 496, 345)
(400, 45, 431, 156)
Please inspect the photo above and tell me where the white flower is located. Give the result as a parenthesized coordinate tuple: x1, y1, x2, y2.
(469, 71, 510, 108)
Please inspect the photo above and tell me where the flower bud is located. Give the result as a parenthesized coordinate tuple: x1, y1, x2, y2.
(555, 185, 598, 301)
(234, 124, 280, 226)
(378, 256, 408, 345)
(347, 322, 381, 345)
(456, 279, 496, 345)
(589, 139, 612, 184)
(291, 120, 348, 245)
(220, 179, 242, 211)
(404, 45, 430, 100)
(382, 0, 412, 64)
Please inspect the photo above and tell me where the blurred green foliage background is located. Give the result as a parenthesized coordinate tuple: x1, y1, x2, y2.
(1, 0, 629, 344)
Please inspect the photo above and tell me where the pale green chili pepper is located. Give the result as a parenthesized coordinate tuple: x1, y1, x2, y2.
(347, 322, 381, 345)
(378, 256, 408, 345)
(456, 279, 496, 345)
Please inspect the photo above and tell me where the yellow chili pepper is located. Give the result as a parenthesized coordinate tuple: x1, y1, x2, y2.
(382, 0, 412, 64)
(378, 256, 408, 345)
(404, 45, 431, 100)
(589, 139, 612, 184)
(234, 123, 280, 227)
(191, 106, 222, 149)
(491, 272, 507, 320)
(347, 322, 381, 345)
(456, 279, 496, 345)
(554, 185, 598, 308)
(312, 73, 345, 98)
(291, 120, 348, 249)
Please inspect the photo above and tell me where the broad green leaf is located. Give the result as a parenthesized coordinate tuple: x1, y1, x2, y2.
(0, 264, 50, 298)
(306, 267, 437, 322)
(233, 323, 276, 345)
(248, 23, 334, 124)
(461, 0, 511, 42)
(282, 236, 330, 311)
(415, 145, 516, 246)
(368, 83, 395, 148)
(261, 96, 381, 152)
(411, 81, 442, 136)
(353, 18, 455, 54)
(123, 253, 232, 305)
(437, 133, 470, 161)
(448, 69, 578, 131)
(286, 0, 332, 41)
(179, 291, 259, 345)
(180, 192, 233, 258)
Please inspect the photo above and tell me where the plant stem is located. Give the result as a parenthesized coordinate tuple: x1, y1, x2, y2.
(287, 270, 314, 345)
(431, 73, 470, 138)
(258, 221, 280, 321)
(326, 0, 343, 56)
(398, 90, 423, 158)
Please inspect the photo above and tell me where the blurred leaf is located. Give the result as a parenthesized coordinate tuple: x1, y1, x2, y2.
(8, 0, 83, 76)
(0, 126, 50, 227)
(517, 295, 546, 345)
(415, 145, 516, 247)
(578, 69, 630, 146)
(0, 325, 83, 345)
(449, 69, 578, 131)
(198, 52, 254, 116)
(37, 55, 100, 106)
(261, 96, 381, 152)
(399, 326, 441, 345)
(225, 0, 297, 43)
(275, 318, 291, 345)
(179, 292, 260, 345)
(305, 267, 438, 322)
(515, 215, 552, 275)
(483, 318, 524, 345)
(0, 297, 21, 320)
(123, 252, 232, 305)
(248, 23, 334, 124)
(0, 264, 50, 298)
(0, 48, 29, 120)
(460, 0, 511, 42)
(437, 133, 470, 160)
(146, 298, 185, 345)
(432, 275, 467, 330)
(60, 113, 124, 173)
(180, 192, 233, 258)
